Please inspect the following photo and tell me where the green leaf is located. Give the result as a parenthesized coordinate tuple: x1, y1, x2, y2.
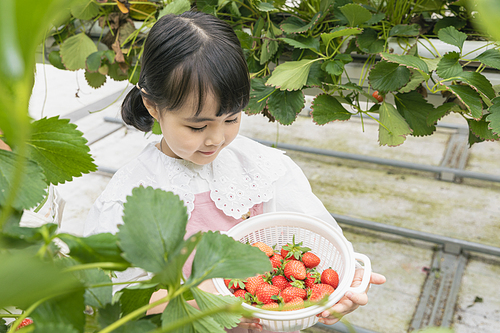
(322, 60, 344, 76)
(187, 231, 271, 285)
(395, 91, 436, 136)
(389, 24, 420, 37)
(446, 84, 483, 119)
(79, 268, 113, 308)
(436, 52, 462, 79)
(379, 101, 412, 146)
(305, 61, 324, 87)
(158, 0, 191, 17)
(246, 78, 275, 115)
(86, 51, 104, 72)
(437, 26, 467, 52)
(267, 89, 305, 125)
(152, 119, 162, 135)
(33, 323, 79, 333)
(256, 2, 277, 12)
(365, 12, 385, 25)
(357, 28, 384, 54)
(474, 48, 500, 70)
(398, 69, 426, 94)
(119, 286, 156, 316)
(235, 30, 253, 50)
(60, 33, 97, 71)
(71, 0, 100, 20)
(162, 295, 224, 333)
(85, 70, 107, 89)
(433, 16, 466, 34)
(486, 102, 500, 136)
(368, 61, 411, 93)
(456, 71, 496, 100)
(0, 150, 47, 211)
(153, 233, 201, 287)
(191, 288, 243, 329)
(280, 36, 320, 51)
(339, 3, 372, 27)
(266, 59, 317, 91)
(280, 13, 322, 34)
(260, 30, 278, 65)
(27, 116, 97, 185)
(311, 94, 351, 124)
(427, 102, 455, 126)
(48, 50, 65, 70)
(57, 233, 130, 266)
(108, 62, 128, 81)
(381, 52, 429, 72)
(118, 186, 188, 273)
(3, 220, 57, 243)
(467, 118, 500, 141)
(31, 289, 85, 333)
(321, 26, 362, 48)
(422, 57, 440, 72)
(0, 252, 81, 309)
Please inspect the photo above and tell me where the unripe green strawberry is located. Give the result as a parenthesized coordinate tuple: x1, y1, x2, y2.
(321, 268, 339, 289)
(301, 252, 320, 268)
(281, 286, 307, 302)
(255, 284, 280, 304)
(284, 260, 306, 280)
(252, 242, 274, 257)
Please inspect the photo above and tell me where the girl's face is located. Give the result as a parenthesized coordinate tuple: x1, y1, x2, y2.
(146, 93, 241, 165)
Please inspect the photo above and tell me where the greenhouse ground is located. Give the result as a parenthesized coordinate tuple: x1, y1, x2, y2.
(29, 64, 500, 333)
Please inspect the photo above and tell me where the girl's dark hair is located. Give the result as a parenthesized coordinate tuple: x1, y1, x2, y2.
(122, 11, 250, 132)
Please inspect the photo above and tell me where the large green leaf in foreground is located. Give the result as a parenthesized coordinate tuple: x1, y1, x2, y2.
(27, 116, 97, 185)
(379, 101, 412, 146)
(118, 186, 189, 273)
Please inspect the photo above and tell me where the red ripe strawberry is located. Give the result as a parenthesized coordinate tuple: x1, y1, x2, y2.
(16, 318, 33, 330)
(281, 286, 307, 302)
(321, 268, 339, 289)
(372, 90, 384, 103)
(262, 302, 279, 310)
(304, 270, 321, 288)
(309, 283, 335, 302)
(225, 278, 245, 290)
(271, 275, 290, 291)
(252, 242, 274, 257)
(284, 260, 306, 280)
(283, 297, 304, 311)
(233, 289, 247, 299)
(270, 253, 283, 268)
(301, 252, 320, 268)
(255, 284, 280, 304)
(245, 275, 266, 295)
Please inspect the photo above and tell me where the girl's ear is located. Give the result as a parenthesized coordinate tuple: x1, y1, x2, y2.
(142, 96, 159, 120)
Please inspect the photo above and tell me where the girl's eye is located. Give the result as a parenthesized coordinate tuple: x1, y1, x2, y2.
(189, 125, 207, 132)
(226, 117, 239, 124)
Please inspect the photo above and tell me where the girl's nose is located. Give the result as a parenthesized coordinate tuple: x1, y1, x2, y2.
(205, 127, 224, 147)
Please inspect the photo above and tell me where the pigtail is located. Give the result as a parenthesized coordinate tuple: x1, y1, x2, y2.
(121, 86, 154, 132)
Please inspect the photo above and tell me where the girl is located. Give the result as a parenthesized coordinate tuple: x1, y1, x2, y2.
(84, 11, 385, 332)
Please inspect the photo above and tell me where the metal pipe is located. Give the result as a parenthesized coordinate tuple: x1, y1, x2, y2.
(332, 214, 500, 257)
(254, 139, 500, 183)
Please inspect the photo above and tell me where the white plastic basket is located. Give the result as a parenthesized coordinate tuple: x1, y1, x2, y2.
(213, 212, 372, 332)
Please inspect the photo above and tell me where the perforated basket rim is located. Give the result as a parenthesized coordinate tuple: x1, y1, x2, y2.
(213, 212, 357, 321)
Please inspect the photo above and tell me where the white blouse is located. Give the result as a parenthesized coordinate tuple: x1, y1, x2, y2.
(83, 135, 341, 237)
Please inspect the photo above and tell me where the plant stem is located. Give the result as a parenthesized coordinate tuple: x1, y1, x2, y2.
(64, 262, 130, 272)
(6, 297, 49, 333)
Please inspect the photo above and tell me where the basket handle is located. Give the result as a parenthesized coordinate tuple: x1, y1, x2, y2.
(346, 252, 372, 295)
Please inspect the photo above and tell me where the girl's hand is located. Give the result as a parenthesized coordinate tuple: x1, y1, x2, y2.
(317, 270, 386, 325)
(238, 317, 262, 331)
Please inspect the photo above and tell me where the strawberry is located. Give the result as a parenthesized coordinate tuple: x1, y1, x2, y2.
(225, 278, 246, 290)
(372, 90, 384, 103)
(255, 284, 280, 304)
(280, 235, 310, 260)
(301, 252, 320, 268)
(304, 270, 321, 288)
(284, 260, 306, 280)
(269, 253, 283, 268)
(233, 289, 247, 299)
(321, 268, 339, 289)
(309, 283, 335, 302)
(245, 275, 266, 295)
(16, 318, 33, 330)
(262, 302, 279, 310)
(271, 275, 290, 291)
(252, 242, 274, 257)
(283, 297, 304, 311)
(281, 286, 307, 302)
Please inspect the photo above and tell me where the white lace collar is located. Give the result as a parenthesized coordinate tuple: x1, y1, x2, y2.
(156, 136, 286, 219)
